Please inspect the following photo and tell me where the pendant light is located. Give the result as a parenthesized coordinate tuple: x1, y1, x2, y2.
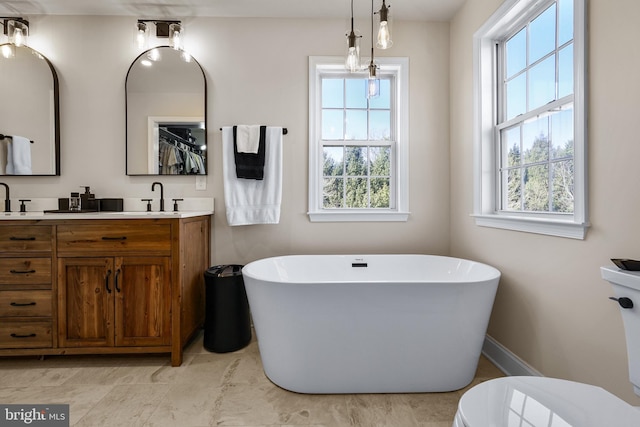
(376, 0, 393, 49)
(345, 0, 361, 72)
(367, 0, 380, 99)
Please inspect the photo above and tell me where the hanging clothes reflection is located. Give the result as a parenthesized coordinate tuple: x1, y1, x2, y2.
(158, 127, 205, 175)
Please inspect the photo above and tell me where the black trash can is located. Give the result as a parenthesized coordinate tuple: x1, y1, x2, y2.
(203, 265, 252, 353)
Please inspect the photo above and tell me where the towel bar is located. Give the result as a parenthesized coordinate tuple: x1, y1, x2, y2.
(0, 134, 34, 143)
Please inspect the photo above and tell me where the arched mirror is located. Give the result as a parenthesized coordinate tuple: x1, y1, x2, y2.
(0, 44, 60, 175)
(126, 47, 207, 175)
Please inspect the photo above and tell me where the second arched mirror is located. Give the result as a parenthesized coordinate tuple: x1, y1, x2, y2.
(126, 47, 207, 175)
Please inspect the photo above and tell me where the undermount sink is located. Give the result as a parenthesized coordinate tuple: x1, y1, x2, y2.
(601, 266, 640, 292)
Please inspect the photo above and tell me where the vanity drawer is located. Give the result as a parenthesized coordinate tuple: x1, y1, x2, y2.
(0, 258, 52, 286)
(0, 226, 52, 252)
(57, 224, 171, 255)
(0, 320, 52, 348)
(0, 290, 52, 317)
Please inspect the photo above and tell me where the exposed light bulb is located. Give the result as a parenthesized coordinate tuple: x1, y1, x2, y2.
(367, 61, 380, 99)
(345, 0, 361, 73)
(12, 27, 25, 47)
(367, 77, 380, 99)
(376, 0, 392, 50)
(345, 31, 361, 72)
(169, 23, 182, 50)
(346, 46, 360, 72)
(136, 22, 148, 49)
(377, 21, 393, 49)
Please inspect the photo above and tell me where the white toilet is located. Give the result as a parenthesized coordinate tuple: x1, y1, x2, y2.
(453, 266, 640, 427)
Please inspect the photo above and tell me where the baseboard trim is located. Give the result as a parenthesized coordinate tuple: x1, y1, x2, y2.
(482, 335, 543, 377)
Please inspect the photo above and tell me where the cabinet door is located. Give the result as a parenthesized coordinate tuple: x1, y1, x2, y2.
(58, 258, 114, 347)
(114, 257, 171, 347)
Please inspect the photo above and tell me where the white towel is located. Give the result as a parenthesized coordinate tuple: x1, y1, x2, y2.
(5, 139, 13, 175)
(0, 135, 7, 174)
(9, 135, 32, 175)
(222, 126, 283, 226)
(235, 125, 261, 154)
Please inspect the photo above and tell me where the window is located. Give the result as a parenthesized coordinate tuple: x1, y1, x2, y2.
(308, 57, 409, 222)
(473, 0, 587, 239)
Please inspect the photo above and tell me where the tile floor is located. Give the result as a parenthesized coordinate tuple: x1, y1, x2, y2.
(0, 331, 504, 426)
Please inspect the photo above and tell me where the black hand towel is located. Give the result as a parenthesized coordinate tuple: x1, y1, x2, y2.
(233, 125, 266, 180)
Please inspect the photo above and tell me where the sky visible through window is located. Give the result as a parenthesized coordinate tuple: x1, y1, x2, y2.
(321, 77, 391, 142)
(504, 0, 573, 123)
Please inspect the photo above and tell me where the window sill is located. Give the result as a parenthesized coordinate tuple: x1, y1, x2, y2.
(472, 214, 589, 240)
(308, 211, 410, 223)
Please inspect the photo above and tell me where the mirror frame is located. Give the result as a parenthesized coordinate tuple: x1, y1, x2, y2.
(125, 46, 207, 176)
(0, 43, 60, 176)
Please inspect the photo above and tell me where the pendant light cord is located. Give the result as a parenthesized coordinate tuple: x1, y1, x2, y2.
(371, 0, 375, 62)
(351, 0, 355, 32)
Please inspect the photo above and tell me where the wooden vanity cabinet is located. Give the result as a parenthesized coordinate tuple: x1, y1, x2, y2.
(57, 256, 171, 348)
(0, 216, 209, 366)
(0, 225, 55, 350)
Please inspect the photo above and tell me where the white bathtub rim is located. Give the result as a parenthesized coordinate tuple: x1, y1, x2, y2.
(242, 253, 501, 285)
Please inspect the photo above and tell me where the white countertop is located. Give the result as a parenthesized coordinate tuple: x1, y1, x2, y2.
(0, 197, 215, 220)
(0, 210, 214, 220)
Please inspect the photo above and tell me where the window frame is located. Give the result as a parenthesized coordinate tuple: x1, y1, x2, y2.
(308, 56, 409, 222)
(472, 0, 588, 239)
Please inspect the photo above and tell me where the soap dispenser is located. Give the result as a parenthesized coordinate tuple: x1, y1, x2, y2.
(80, 186, 97, 211)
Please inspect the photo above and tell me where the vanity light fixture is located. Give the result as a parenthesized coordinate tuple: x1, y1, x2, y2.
(345, 0, 361, 72)
(375, 0, 392, 49)
(135, 19, 184, 51)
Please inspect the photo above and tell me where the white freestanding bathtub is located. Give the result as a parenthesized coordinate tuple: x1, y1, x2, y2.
(242, 254, 500, 394)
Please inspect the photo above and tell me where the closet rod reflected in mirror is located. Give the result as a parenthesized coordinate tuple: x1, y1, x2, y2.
(126, 46, 207, 175)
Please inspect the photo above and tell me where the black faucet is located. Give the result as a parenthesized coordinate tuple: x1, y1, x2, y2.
(0, 183, 10, 213)
(151, 182, 164, 212)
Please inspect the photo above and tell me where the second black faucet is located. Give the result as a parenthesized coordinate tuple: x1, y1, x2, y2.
(0, 183, 10, 213)
(151, 182, 164, 212)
